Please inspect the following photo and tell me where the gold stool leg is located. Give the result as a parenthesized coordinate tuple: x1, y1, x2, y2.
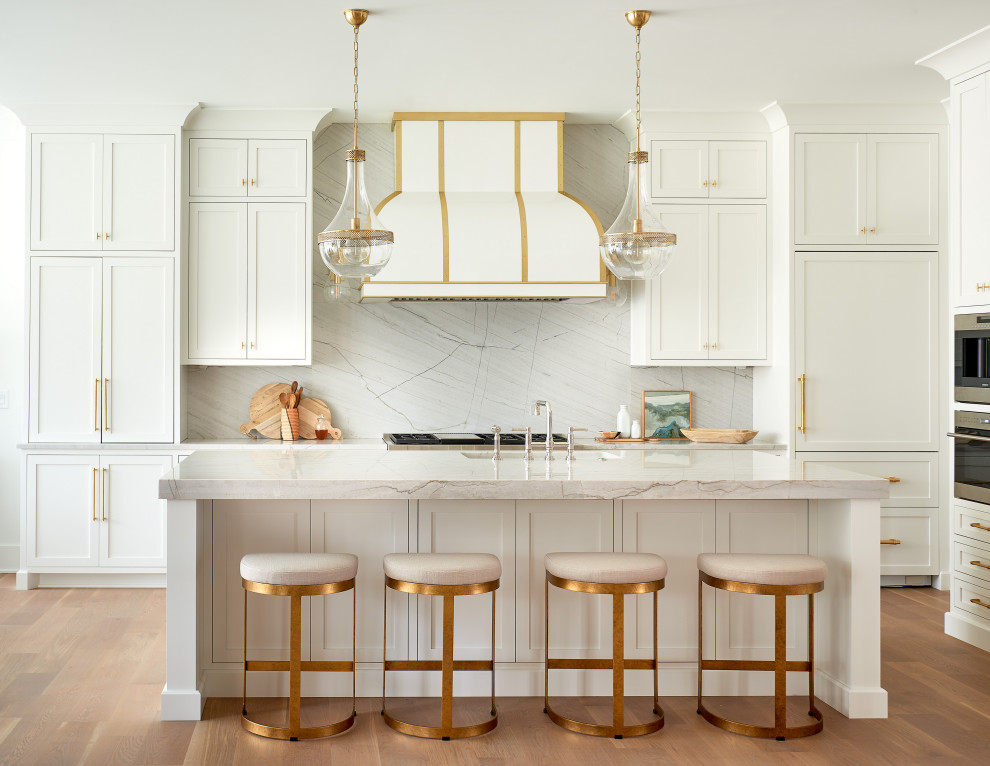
(242, 589, 248, 716)
(773, 592, 786, 740)
(289, 594, 302, 739)
(381, 581, 387, 717)
(441, 593, 455, 740)
(612, 591, 624, 737)
(491, 588, 497, 717)
(544, 577, 549, 715)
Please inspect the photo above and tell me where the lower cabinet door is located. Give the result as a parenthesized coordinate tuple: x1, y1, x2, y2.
(26, 454, 101, 567)
(417, 500, 515, 662)
(310, 500, 410, 663)
(211, 500, 310, 663)
(621, 500, 715, 662)
(880, 507, 938, 575)
(98, 455, 171, 567)
(713, 500, 810, 671)
(515, 499, 614, 662)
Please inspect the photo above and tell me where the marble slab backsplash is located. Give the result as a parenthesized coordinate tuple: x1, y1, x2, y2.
(183, 123, 753, 440)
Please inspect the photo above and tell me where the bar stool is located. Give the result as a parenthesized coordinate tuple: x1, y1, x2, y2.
(382, 552, 501, 740)
(240, 552, 358, 741)
(697, 552, 826, 741)
(544, 552, 667, 739)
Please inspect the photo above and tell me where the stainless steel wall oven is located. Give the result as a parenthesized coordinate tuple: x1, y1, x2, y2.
(951, 410, 990, 504)
(955, 313, 990, 404)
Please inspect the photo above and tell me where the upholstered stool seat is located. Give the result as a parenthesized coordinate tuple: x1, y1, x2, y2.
(240, 552, 358, 741)
(697, 552, 826, 741)
(544, 551, 667, 739)
(382, 552, 501, 740)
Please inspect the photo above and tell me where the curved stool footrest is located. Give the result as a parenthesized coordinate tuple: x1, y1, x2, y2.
(381, 709, 498, 740)
(544, 699, 664, 739)
(697, 702, 823, 740)
(241, 711, 356, 741)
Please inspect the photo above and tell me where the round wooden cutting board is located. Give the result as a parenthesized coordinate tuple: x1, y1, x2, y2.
(241, 383, 342, 440)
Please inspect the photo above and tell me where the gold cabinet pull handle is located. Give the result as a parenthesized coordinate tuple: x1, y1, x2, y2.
(970, 560, 990, 571)
(702, 179, 708, 188)
(104, 378, 110, 431)
(250, 341, 255, 350)
(101, 467, 107, 522)
(860, 227, 866, 234)
(870, 226, 876, 234)
(880, 538, 901, 545)
(96, 232, 101, 240)
(105, 232, 111, 241)
(702, 343, 708, 349)
(886, 476, 900, 483)
(970, 598, 990, 610)
(94, 379, 100, 431)
(241, 341, 245, 349)
(797, 375, 807, 434)
(241, 178, 246, 186)
(971, 522, 990, 532)
(711, 342, 717, 350)
(92, 467, 98, 521)
(250, 178, 255, 186)
(711, 179, 717, 188)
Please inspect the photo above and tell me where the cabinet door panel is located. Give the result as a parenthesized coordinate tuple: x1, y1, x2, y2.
(709, 205, 766, 360)
(103, 258, 173, 443)
(103, 135, 175, 250)
(794, 252, 937, 451)
(646, 205, 708, 360)
(868, 134, 938, 245)
(248, 139, 307, 197)
(649, 140, 708, 198)
(794, 134, 867, 245)
(187, 203, 247, 360)
(417, 501, 514, 662)
(709, 141, 766, 198)
(29, 258, 102, 442)
(311, 500, 409, 662)
(212, 500, 310, 663)
(26, 454, 100, 566)
(622, 500, 715, 662)
(954, 74, 990, 307)
(100, 455, 170, 567)
(188, 139, 247, 197)
(880, 508, 937, 575)
(31, 134, 102, 250)
(516, 500, 613, 662)
(247, 203, 307, 361)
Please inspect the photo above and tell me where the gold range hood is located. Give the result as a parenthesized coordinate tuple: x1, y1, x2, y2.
(359, 113, 609, 302)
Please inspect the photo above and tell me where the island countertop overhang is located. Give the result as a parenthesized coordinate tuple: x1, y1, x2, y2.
(159, 449, 890, 502)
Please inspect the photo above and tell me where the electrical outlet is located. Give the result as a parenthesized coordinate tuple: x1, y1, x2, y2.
(0, 390, 8, 409)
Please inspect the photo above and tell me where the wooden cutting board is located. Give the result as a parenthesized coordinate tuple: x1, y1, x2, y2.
(240, 383, 342, 440)
(298, 397, 342, 440)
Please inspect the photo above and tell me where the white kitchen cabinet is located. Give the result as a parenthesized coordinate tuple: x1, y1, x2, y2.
(953, 73, 990, 307)
(311, 500, 410, 663)
(515, 499, 613, 663)
(25, 453, 170, 570)
(417, 500, 515, 662)
(212, 500, 310, 663)
(794, 252, 938, 451)
(29, 257, 174, 444)
(649, 140, 766, 199)
(31, 133, 174, 251)
(630, 204, 766, 364)
(794, 133, 938, 245)
(186, 202, 308, 364)
(188, 138, 307, 197)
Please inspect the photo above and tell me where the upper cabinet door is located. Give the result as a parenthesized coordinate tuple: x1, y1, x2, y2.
(188, 139, 248, 197)
(29, 257, 102, 442)
(708, 141, 766, 198)
(650, 140, 709, 198)
(794, 134, 867, 245)
(709, 205, 766, 361)
(867, 134, 938, 245)
(103, 258, 174, 443)
(954, 73, 990, 307)
(247, 203, 307, 361)
(247, 139, 308, 197)
(187, 203, 248, 360)
(31, 134, 103, 250)
(102, 135, 175, 251)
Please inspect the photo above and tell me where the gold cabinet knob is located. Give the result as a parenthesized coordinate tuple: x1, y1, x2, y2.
(711, 179, 717, 188)
(96, 232, 101, 240)
(241, 178, 246, 186)
(702, 343, 708, 349)
(860, 227, 866, 234)
(870, 226, 876, 234)
(711, 342, 717, 350)
(250, 342, 255, 349)
(886, 476, 900, 483)
(250, 178, 256, 186)
(241, 341, 245, 349)
(105, 232, 111, 241)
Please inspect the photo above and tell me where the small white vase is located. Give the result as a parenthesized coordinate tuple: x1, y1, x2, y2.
(616, 405, 631, 437)
(630, 419, 642, 439)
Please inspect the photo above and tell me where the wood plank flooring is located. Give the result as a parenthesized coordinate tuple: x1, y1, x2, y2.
(1, 575, 989, 765)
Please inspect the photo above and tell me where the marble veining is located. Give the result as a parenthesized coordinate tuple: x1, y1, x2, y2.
(183, 124, 754, 440)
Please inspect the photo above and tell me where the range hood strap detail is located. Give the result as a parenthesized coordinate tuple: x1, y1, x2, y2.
(439, 121, 449, 282)
(515, 120, 528, 282)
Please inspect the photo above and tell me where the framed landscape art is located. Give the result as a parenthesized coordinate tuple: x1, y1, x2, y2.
(642, 390, 692, 440)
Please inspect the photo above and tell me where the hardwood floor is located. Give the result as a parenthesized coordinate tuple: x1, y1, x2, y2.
(1, 575, 988, 765)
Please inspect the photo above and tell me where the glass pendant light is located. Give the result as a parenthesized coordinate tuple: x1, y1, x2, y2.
(600, 10, 676, 280)
(318, 9, 394, 279)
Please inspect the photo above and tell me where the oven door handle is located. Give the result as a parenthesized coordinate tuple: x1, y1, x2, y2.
(947, 431, 990, 443)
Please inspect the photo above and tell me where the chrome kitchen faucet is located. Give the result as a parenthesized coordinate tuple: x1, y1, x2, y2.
(532, 400, 553, 461)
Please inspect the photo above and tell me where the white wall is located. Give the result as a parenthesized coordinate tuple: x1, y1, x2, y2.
(0, 106, 25, 571)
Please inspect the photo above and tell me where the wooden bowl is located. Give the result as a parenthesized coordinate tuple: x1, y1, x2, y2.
(599, 430, 620, 440)
(680, 429, 759, 444)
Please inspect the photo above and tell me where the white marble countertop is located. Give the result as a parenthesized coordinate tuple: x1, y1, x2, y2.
(159, 448, 887, 502)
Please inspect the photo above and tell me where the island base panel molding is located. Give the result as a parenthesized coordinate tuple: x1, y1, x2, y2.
(944, 610, 990, 653)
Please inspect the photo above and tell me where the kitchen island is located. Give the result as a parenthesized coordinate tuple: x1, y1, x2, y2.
(159, 448, 889, 722)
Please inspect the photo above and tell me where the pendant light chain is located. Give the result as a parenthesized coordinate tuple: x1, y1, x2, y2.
(352, 24, 360, 151)
(634, 24, 642, 225)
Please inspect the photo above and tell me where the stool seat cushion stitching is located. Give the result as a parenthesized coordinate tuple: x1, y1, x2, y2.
(383, 552, 501, 585)
(697, 553, 826, 586)
(240, 552, 358, 586)
(544, 552, 668, 583)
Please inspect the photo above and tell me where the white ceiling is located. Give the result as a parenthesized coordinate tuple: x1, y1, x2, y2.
(2, 1, 989, 123)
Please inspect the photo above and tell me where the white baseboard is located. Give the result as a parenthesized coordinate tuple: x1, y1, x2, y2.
(0, 544, 18, 573)
(945, 610, 990, 652)
(16, 571, 166, 589)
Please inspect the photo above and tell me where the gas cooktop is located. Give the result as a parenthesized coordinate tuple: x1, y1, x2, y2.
(385, 432, 567, 447)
